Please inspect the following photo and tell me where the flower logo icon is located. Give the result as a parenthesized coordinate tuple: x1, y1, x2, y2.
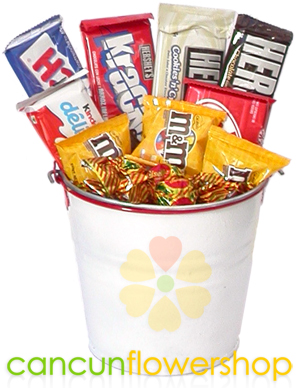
(119, 236, 212, 332)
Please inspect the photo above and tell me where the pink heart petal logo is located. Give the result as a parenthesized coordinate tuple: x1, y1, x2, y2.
(149, 236, 182, 272)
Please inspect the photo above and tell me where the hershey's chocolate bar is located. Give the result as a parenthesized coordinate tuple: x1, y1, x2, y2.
(220, 14, 293, 97)
(152, 4, 236, 100)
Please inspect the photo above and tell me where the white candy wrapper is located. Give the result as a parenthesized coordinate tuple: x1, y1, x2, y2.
(152, 3, 237, 100)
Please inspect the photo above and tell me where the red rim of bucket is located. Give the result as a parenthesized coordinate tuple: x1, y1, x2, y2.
(56, 169, 268, 215)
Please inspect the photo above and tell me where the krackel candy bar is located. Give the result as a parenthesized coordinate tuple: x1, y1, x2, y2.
(220, 14, 293, 97)
(184, 79, 275, 145)
(5, 15, 83, 96)
(17, 76, 103, 165)
(80, 13, 155, 149)
(152, 3, 236, 100)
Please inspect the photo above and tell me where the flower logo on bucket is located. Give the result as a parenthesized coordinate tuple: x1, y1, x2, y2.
(119, 236, 211, 332)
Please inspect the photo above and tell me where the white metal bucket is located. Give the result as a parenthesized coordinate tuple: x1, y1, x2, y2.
(52, 170, 267, 375)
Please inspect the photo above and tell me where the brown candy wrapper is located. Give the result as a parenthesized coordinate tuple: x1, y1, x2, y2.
(220, 14, 293, 97)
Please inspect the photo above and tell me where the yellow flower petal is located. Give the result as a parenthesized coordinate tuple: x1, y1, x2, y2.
(176, 250, 211, 283)
(148, 296, 181, 332)
(120, 285, 155, 317)
(176, 286, 211, 319)
(120, 249, 155, 282)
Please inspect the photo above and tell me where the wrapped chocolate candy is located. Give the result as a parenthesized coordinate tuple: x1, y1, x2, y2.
(153, 174, 196, 206)
(132, 96, 226, 176)
(82, 156, 154, 203)
(191, 172, 251, 203)
(17, 75, 103, 165)
(79, 156, 254, 206)
(82, 157, 125, 197)
(184, 79, 275, 145)
(80, 13, 155, 148)
(220, 14, 293, 97)
(152, 3, 236, 99)
(56, 114, 131, 183)
(202, 126, 290, 186)
(142, 95, 226, 138)
(5, 15, 83, 96)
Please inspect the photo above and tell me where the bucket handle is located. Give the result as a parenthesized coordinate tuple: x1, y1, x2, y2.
(48, 162, 70, 209)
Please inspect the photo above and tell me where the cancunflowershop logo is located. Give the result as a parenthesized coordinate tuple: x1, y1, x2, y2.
(119, 236, 212, 331)
(6, 235, 293, 380)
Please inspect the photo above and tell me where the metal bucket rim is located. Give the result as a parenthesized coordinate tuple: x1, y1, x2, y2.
(58, 170, 268, 215)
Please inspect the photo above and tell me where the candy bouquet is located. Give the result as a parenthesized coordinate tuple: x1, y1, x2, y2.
(4, 4, 293, 206)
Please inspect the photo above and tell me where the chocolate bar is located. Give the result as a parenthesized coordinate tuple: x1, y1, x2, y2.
(17, 75, 103, 164)
(184, 79, 275, 145)
(152, 3, 237, 100)
(80, 13, 155, 149)
(5, 15, 83, 96)
(220, 14, 293, 97)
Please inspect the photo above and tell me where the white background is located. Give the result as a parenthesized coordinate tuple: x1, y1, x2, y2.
(0, 0, 299, 387)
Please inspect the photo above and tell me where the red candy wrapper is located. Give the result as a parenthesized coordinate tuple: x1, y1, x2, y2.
(184, 79, 275, 145)
(80, 14, 155, 149)
(17, 74, 103, 166)
(154, 175, 196, 206)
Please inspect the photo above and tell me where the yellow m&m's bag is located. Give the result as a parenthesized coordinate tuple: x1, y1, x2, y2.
(132, 96, 226, 176)
(56, 114, 131, 183)
(202, 126, 291, 186)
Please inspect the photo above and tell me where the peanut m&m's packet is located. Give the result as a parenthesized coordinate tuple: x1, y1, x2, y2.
(202, 126, 290, 187)
(56, 114, 131, 183)
(132, 96, 226, 176)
